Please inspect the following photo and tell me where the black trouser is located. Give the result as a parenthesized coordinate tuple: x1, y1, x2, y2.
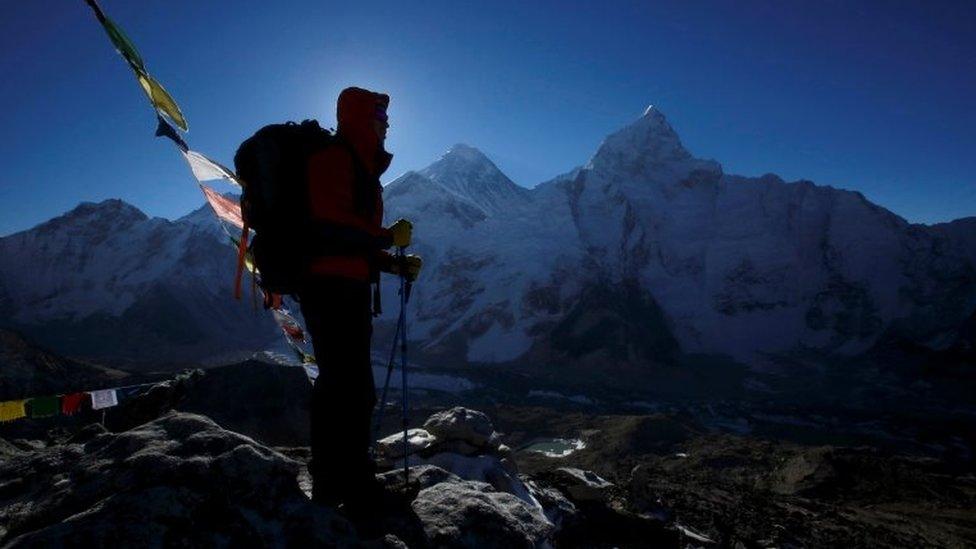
(299, 276, 377, 502)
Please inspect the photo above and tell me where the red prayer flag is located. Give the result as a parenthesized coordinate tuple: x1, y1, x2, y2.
(61, 393, 86, 416)
(200, 184, 245, 230)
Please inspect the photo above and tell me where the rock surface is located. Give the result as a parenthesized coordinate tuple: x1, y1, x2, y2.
(411, 480, 553, 548)
(376, 428, 439, 466)
(1, 407, 594, 548)
(0, 412, 366, 547)
(422, 407, 497, 448)
(544, 467, 614, 502)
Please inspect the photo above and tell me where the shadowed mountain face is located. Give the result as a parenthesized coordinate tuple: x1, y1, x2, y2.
(0, 199, 279, 369)
(1, 108, 974, 373)
(0, 329, 130, 401)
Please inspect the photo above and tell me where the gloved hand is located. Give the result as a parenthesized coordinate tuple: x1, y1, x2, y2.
(387, 219, 413, 248)
(390, 254, 423, 281)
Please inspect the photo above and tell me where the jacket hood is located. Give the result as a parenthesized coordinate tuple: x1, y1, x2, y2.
(336, 86, 393, 176)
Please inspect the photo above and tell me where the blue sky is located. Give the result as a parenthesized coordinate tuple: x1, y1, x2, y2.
(1, 0, 973, 235)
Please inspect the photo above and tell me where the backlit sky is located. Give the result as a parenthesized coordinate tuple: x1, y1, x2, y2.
(1, 0, 974, 235)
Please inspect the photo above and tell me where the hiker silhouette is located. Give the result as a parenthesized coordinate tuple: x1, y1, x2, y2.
(299, 86, 419, 511)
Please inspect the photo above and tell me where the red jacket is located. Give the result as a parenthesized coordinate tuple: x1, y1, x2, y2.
(306, 88, 393, 281)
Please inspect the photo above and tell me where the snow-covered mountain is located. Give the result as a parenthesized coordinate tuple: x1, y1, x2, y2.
(382, 106, 976, 368)
(2, 107, 973, 370)
(0, 199, 278, 367)
(418, 144, 532, 216)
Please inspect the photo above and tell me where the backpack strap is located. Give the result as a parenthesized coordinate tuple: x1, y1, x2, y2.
(332, 135, 380, 216)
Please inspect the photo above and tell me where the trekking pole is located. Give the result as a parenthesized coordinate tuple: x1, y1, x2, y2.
(399, 248, 411, 484)
(372, 304, 401, 444)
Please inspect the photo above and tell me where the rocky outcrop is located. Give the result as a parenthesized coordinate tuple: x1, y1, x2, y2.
(0, 412, 368, 547)
(375, 407, 529, 505)
(3, 405, 667, 548)
(423, 407, 497, 448)
(411, 479, 553, 548)
(541, 467, 613, 502)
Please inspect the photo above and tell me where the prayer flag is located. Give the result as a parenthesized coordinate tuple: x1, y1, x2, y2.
(137, 73, 188, 131)
(90, 389, 119, 410)
(28, 396, 59, 419)
(155, 115, 189, 152)
(272, 309, 306, 343)
(100, 16, 146, 74)
(61, 393, 86, 416)
(0, 400, 27, 422)
(184, 151, 239, 184)
(303, 363, 319, 383)
(200, 184, 245, 229)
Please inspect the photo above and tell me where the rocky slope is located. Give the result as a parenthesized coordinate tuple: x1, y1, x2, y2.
(0, 401, 682, 548)
(0, 329, 130, 401)
(2, 367, 972, 548)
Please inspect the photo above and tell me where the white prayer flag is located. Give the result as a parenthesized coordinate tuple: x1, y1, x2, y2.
(182, 150, 240, 185)
(90, 389, 119, 410)
(303, 363, 319, 383)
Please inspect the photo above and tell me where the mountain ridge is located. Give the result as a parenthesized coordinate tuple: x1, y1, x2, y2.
(2, 107, 974, 370)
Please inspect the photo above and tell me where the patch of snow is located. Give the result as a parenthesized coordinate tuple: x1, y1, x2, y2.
(676, 523, 715, 544)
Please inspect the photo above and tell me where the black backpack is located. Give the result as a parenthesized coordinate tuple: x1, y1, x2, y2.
(234, 120, 334, 295)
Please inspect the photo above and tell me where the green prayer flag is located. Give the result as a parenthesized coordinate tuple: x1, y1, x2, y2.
(101, 17, 146, 74)
(138, 73, 188, 131)
(28, 396, 59, 419)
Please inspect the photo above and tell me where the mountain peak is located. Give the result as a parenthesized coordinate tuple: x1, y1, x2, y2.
(641, 104, 665, 119)
(587, 106, 719, 179)
(444, 143, 490, 162)
(25, 199, 149, 238)
(70, 199, 146, 218)
(60, 199, 148, 226)
(419, 144, 529, 215)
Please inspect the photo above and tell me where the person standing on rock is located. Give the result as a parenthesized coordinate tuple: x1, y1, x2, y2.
(299, 86, 421, 511)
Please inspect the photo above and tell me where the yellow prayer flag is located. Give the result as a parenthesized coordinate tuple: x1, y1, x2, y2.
(137, 73, 188, 131)
(0, 400, 27, 422)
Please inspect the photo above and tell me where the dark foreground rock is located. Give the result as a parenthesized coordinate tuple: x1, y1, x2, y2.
(0, 412, 376, 547)
(0, 404, 687, 548)
(411, 480, 552, 548)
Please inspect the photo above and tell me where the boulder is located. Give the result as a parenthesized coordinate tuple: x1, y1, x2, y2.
(417, 452, 538, 507)
(375, 428, 439, 467)
(525, 478, 578, 530)
(0, 412, 371, 547)
(427, 438, 484, 457)
(422, 407, 496, 449)
(377, 464, 461, 493)
(411, 479, 554, 548)
(546, 467, 613, 503)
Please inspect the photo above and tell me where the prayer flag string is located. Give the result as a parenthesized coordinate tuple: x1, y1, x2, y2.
(81, 0, 318, 383)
